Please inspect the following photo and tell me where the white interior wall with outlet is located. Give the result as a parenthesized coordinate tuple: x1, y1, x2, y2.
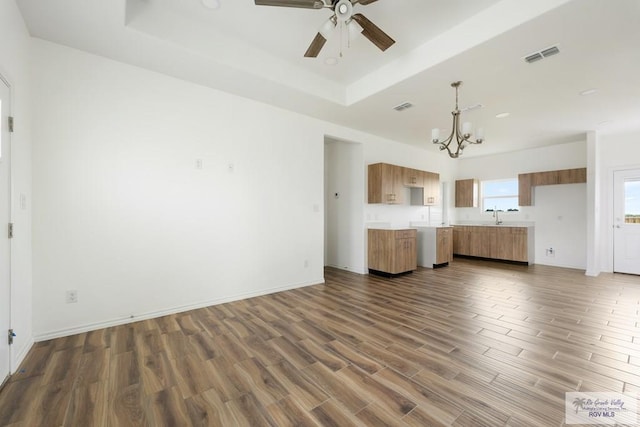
(533, 183, 587, 269)
(453, 140, 588, 268)
(30, 39, 454, 339)
(30, 39, 333, 339)
(0, 0, 34, 373)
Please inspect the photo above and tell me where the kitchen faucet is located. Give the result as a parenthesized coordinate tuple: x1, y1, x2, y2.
(493, 206, 503, 225)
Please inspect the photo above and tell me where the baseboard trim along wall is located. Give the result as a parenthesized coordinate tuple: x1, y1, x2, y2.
(33, 277, 325, 342)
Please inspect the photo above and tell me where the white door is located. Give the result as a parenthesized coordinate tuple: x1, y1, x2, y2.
(613, 169, 640, 275)
(0, 76, 11, 384)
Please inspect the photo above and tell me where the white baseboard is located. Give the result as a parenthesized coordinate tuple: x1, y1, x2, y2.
(325, 264, 366, 275)
(34, 277, 324, 342)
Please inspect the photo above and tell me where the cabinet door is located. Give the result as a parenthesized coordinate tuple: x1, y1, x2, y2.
(511, 228, 528, 262)
(368, 163, 404, 204)
(533, 171, 559, 186)
(423, 172, 440, 206)
(403, 168, 423, 188)
(455, 179, 478, 207)
(395, 238, 417, 273)
(453, 227, 469, 255)
(518, 173, 533, 206)
(495, 227, 515, 260)
(368, 229, 392, 272)
(470, 227, 496, 258)
(436, 228, 453, 264)
(557, 168, 586, 184)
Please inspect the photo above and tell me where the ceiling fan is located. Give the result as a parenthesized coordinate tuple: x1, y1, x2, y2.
(254, 0, 395, 58)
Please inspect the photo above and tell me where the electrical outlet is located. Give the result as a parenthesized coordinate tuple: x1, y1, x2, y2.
(304, 259, 309, 268)
(546, 248, 555, 257)
(66, 290, 78, 304)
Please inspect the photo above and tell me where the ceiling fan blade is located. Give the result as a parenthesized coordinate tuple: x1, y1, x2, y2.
(254, 0, 325, 9)
(352, 13, 395, 51)
(305, 33, 327, 57)
(357, 0, 379, 5)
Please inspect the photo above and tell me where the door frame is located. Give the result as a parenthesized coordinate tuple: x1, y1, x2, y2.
(0, 71, 12, 386)
(608, 165, 640, 273)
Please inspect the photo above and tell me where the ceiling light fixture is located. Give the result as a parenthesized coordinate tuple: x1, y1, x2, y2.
(495, 112, 510, 119)
(324, 57, 338, 66)
(432, 81, 484, 158)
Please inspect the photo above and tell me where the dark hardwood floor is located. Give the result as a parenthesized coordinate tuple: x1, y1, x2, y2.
(1, 258, 639, 426)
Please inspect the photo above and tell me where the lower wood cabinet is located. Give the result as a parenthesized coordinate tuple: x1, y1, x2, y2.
(453, 226, 533, 264)
(368, 229, 417, 274)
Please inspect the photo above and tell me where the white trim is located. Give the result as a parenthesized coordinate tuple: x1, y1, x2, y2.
(11, 336, 34, 375)
(33, 278, 324, 342)
(325, 264, 367, 275)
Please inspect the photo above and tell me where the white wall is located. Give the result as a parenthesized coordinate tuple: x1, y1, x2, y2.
(30, 39, 452, 339)
(598, 129, 640, 272)
(0, 0, 33, 372)
(324, 139, 365, 273)
(453, 141, 588, 268)
(31, 39, 331, 339)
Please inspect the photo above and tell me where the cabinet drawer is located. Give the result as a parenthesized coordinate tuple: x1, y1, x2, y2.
(394, 230, 416, 239)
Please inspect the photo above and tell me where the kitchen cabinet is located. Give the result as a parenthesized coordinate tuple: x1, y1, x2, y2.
(368, 229, 417, 275)
(368, 163, 439, 205)
(453, 225, 533, 264)
(368, 163, 404, 204)
(519, 168, 586, 206)
(422, 172, 440, 206)
(455, 179, 478, 207)
(453, 226, 471, 256)
(518, 173, 533, 206)
(403, 168, 423, 188)
(417, 227, 453, 268)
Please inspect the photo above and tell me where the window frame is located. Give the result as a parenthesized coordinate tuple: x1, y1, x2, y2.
(480, 178, 520, 213)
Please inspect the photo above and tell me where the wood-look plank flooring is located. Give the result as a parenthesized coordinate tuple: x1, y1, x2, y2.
(1, 258, 640, 426)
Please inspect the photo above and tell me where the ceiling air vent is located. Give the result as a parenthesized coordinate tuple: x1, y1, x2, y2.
(524, 45, 559, 64)
(393, 102, 413, 112)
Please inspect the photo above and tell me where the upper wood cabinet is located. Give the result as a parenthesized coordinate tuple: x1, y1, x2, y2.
(403, 168, 424, 188)
(519, 167, 586, 206)
(455, 179, 478, 207)
(423, 172, 440, 206)
(368, 163, 404, 204)
(368, 163, 439, 205)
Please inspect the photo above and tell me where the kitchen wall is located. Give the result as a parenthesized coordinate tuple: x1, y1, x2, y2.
(453, 140, 588, 269)
(0, 0, 34, 372)
(324, 135, 455, 274)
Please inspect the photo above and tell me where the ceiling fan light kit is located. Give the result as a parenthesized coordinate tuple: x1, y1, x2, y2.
(254, 0, 394, 58)
(432, 81, 484, 159)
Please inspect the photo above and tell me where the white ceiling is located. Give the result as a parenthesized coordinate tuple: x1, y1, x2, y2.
(15, 0, 640, 157)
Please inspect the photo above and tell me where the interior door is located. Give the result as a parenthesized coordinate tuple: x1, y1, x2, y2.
(613, 169, 640, 275)
(0, 76, 11, 385)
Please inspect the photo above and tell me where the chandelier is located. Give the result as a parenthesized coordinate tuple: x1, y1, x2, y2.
(431, 81, 484, 158)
